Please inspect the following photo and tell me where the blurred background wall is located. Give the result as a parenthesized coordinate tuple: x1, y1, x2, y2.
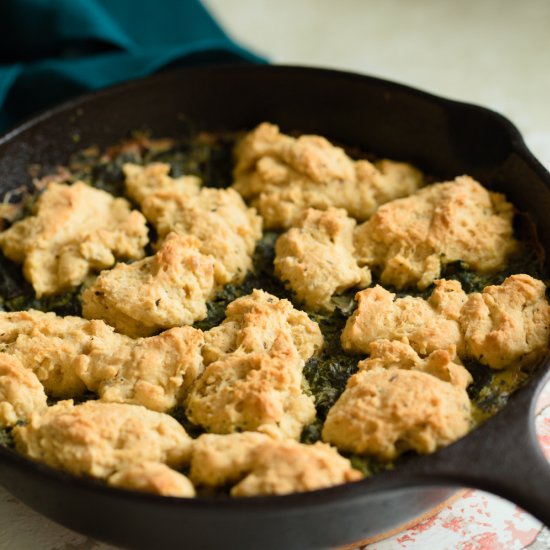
(205, 0, 550, 168)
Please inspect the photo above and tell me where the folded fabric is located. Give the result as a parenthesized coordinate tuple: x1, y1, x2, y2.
(0, 0, 266, 132)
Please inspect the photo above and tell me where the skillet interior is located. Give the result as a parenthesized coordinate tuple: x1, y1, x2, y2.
(0, 65, 549, 550)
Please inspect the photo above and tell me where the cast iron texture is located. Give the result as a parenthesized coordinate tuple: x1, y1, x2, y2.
(0, 65, 549, 550)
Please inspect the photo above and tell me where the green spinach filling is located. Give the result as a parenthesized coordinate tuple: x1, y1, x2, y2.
(0, 133, 546, 479)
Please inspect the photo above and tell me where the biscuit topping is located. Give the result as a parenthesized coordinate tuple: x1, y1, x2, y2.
(354, 176, 517, 289)
(82, 232, 216, 337)
(233, 122, 424, 229)
(0, 181, 148, 296)
(124, 163, 262, 286)
(275, 207, 371, 311)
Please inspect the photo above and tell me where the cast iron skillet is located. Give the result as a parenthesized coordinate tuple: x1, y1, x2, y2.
(0, 65, 549, 550)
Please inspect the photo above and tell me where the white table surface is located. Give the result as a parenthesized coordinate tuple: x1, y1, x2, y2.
(2, 0, 550, 548)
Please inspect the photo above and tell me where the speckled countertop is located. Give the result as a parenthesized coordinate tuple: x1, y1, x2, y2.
(1, 1, 550, 548)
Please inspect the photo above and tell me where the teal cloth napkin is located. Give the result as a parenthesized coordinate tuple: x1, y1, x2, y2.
(0, 0, 265, 132)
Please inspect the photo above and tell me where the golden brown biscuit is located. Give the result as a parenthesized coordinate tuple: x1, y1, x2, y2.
(274, 208, 371, 311)
(0, 181, 148, 296)
(0, 310, 204, 411)
(13, 400, 192, 478)
(108, 462, 195, 497)
(322, 368, 471, 460)
(358, 339, 472, 390)
(188, 432, 362, 496)
(186, 335, 315, 439)
(189, 432, 274, 488)
(83, 326, 205, 413)
(233, 122, 423, 229)
(0, 310, 111, 396)
(82, 232, 216, 337)
(341, 280, 466, 356)
(231, 440, 362, 497)
(354, 176, 517, 289)
(202, 289, 323, 365)
(187, 291, 322, 439)
(460, 274, 550, 369)
(123, 162, 201, 204)
(342, 275, 550, 370)
(0, 353, 47, 427)
(124, 163, 262, 286)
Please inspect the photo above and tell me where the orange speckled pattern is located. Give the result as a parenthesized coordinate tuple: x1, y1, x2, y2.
(357, 380, 550, 550)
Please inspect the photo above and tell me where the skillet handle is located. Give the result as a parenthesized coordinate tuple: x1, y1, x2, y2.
(393, 376, 550, 526)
